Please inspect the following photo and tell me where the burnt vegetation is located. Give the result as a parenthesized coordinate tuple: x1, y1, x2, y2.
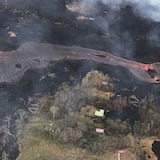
(0, 0, 160, 160)
(0, 60, 159, 160)
(21, 69, 160, 159)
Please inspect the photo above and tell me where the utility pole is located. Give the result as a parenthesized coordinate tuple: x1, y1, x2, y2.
(118, 150, 124, 160)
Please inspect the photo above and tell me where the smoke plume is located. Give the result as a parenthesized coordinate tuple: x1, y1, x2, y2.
(76, 0, 160, 22)
(66, 0, 160, 60)
(0, 0, 160, 61)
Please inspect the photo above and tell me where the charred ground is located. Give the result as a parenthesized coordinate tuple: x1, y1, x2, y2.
(0, 1, 160, 160)
(0, 0, 160, 62)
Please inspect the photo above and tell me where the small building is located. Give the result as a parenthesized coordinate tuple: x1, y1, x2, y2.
(96, 128, 104, 133)
(94, 109, 104, 117)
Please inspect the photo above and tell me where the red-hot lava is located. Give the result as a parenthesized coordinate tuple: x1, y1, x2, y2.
(88, 48, 160, 83)
(0, 42, 160, 83)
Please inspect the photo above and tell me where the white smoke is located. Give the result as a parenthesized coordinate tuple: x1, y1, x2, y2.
(67, 0, 160, 56)
(129, 0, 160, 22)
(73, 0, 160, 22)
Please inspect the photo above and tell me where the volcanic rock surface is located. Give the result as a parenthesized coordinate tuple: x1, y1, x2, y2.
(0, 1, 160, 160)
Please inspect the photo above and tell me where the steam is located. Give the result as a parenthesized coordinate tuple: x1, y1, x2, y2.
(75, 0, 160, 22)
(66, 0, 160, 59)
(1, 0, 160, 59)
(127, 0, 160, 22)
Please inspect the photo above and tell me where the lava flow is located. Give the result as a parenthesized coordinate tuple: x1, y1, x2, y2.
(1, 42, 160, 84)
(85, 48, 160, 83)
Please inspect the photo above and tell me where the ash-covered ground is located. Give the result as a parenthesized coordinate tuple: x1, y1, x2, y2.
(0, 0, 160, 63)
(0, 0, 160, 160)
